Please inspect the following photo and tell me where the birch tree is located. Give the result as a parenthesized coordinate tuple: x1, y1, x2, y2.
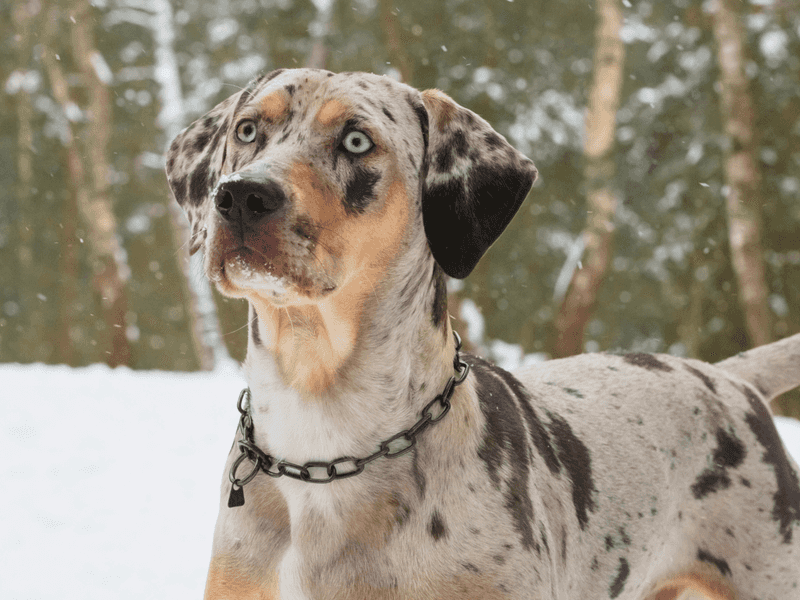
(70, 0, 131, 366)
(552, 0, 625, 358)
(712, 0, 773, 349)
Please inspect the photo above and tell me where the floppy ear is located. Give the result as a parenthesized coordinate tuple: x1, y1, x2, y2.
(419, 89, 537, 279)
(165, 92, 241, 255)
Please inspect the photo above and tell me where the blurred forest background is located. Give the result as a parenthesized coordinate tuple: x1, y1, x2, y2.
(1, 0, 798, 414)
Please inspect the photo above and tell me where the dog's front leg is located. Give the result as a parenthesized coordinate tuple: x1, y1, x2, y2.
(204, 448, 290, 600)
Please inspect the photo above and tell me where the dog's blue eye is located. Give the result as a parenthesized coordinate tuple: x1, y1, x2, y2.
(236, 120, 257, 143)
(342, 131, 373, 154)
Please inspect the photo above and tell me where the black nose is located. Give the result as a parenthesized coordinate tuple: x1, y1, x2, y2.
(214, 179, 287, 225)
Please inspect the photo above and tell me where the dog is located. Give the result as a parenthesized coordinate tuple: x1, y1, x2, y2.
(166, 68, 800, 600)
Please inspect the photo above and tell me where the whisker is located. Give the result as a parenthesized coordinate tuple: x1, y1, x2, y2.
(173, 227, 207, 257)
(284, 306, 295, 339)
(222, 320, 251, 337)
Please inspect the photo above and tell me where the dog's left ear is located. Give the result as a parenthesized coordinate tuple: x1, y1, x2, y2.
(419, 89, 537, 279)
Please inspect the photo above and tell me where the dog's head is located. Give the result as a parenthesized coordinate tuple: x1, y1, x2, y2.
(166, 69, 536, 306)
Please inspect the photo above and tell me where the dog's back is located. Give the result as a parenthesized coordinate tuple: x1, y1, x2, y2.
(510, 339, 800, 599)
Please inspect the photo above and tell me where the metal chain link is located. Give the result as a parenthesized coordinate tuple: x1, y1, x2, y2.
(229, 331, 470, 487)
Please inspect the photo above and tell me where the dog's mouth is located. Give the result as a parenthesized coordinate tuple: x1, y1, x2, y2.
(214, 246, 337, 303)
(223, 250, 288, 298)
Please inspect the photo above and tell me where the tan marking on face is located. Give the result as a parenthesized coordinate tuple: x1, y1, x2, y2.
(287, 162, 343, 228)
(421, 89, 457, 132)
(204, 557, 280, 600)
(259, 91, 289, 122)
(316, 98, 348, 127)
(249, 166, 411, 396)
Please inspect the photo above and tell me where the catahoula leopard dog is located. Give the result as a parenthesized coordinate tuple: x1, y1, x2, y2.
(166, 68, 800, 600)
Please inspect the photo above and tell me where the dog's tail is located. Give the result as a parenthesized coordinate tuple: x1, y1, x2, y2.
(716, 332, 800, 401)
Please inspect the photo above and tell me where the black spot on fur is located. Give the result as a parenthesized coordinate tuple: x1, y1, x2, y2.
(452, 129, 469, 158)
(234, 71, 282, 114)
(743, 386, 800, 543)
(263, 69, 285, 83)
(429, 510, 446, 541)
(548, 412, 597, 530)
(684, 364, 717, 394)
(713, 428, 747, 468)
(461, 111, 476, 127)
(470, 357, 537, 551)
(435, 147, 455, 174)
(188, 154, 211, 206)
(382, 107, 395, 122)
(484, 131, 503, 149)
(484, 360, 560, 474)
(740, 477, 751, 488)
(605, 535, 614, 551)
(250, 305, 261, 347)
(344, 166, 381, 214)
(170, 174, 189, 205)
(697, 549, 732, 577)
(192, 128, 214, 154)
(540, 524, 549, 555)
(431, 263, 448, 329)
(618, 526, 631, 546)
(462, 562, 480, 573)
(410, 99, 429, 151)
(254, 131, 268, 154)
(284, 84, 295, 96)
(623, 353, 673, 372)
(691, 428, 746, 499)
(609, 557, 630, 598)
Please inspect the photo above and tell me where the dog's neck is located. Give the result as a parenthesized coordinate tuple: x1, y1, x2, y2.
(241, 235, 455, 468)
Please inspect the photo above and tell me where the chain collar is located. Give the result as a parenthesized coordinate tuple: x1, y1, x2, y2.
(227, 331, 470, 507)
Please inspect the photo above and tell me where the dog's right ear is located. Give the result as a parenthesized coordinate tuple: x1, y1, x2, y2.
(165, 70, 285, 254)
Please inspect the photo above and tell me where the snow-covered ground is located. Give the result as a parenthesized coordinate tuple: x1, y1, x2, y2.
(1, 362, 799, 599)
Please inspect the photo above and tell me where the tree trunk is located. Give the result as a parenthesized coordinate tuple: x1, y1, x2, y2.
(379, 0, 412, 82)
(307, 0, 336, 69)
(552, 0, 625, 358)
(70, 0, 131, 367)
(151, 0, 232, 370)
(42, 5, 98, 366)
(712, 0, 773, 349)
(11, 0, 40, 361)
